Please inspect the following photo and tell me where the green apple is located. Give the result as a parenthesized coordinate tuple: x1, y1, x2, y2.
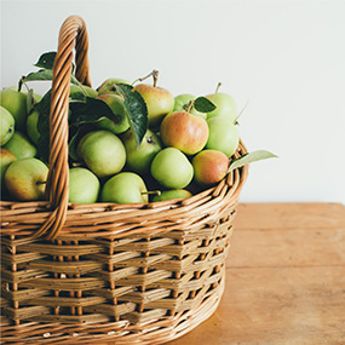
(101, 172, 148, 204)
(206, 92, 237, 123)
(193, 149, 229, 185)
(151, 148, 194, 189)
(0, 88, 28, 131)
(0, 106, 15, 145)
(133, 84, 174, 127)
(160, 111, 209, 155)
(122, 129, 161, 174)
(26, 110, 40, 145)
(153, 189, 192, 202)
(96, 117, 128, 135)
(77, 130, 126, 178)
(4, 132, 37, 159)
(0, 148, 16, 190)
(70, 84, 98, 99)
(173, 94, 206, 118)
(5, 158, 48, 201)
(23, 92, 42, 145)
(206, 117, 240, 157)
(97, 78, 131, 95)
(97, 94, 130, 134)
(69, 167, 100, 204)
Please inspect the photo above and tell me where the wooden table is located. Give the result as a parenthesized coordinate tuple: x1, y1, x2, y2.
(169, 203, 345, 345)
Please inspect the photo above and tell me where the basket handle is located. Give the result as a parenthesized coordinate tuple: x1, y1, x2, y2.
(34, 16, 91, 240)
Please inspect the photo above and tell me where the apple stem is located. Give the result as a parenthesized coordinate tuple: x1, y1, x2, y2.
(18, 77, 29, 93)
(215, 82, 222, 93)
(152, 70, 159, 87)
(132, 69, 159, 87)
(141, 190, 162, 196)
(234, 100, 250, 125)
(185, 100, 195, 113)
(22, 82, 31, 93)
(18, 76, 25, 91)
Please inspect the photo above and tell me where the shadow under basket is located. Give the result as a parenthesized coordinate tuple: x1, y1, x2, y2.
(0, 16, 248, 345)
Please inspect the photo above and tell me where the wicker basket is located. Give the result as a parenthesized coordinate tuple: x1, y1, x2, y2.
(0, 16, 248, 345)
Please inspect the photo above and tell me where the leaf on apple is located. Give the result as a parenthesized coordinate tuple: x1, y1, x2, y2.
(69, 97, 124, 126)
(19, 51, 79, 89)
(34, 89, 130, 161)
(115, 84, 148, 145)
(229, 150, 278, 172)
(68, 127, 82, 161)
(20, 69, 80, 86)
(18, 69, 53, 91)
(69, 96, 135, 159)
(34, 51, 57, 69)
(21, 69, 54, 83)
(194, 97, 216, 113)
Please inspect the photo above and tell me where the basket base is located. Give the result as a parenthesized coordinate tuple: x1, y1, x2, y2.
(1, 279, 224, 345)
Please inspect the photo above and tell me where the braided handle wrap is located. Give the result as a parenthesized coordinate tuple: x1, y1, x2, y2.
(34, 16, 91, 240)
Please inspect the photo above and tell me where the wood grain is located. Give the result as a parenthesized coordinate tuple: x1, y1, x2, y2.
(169, 203, 345, 345)
(229, 227, 345, 267)
(234, 203, 345, 229)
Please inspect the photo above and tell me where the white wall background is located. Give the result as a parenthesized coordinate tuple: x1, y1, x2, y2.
(1, 0, 345, 203)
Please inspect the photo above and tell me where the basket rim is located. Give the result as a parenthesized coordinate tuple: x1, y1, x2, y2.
(0, 144, 248, 240)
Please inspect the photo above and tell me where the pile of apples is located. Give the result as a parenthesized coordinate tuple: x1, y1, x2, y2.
(0, 69, 243, 204)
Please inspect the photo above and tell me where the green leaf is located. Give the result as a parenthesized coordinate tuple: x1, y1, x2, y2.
(69, 97, 123, 126)
(34, 51, 76, 73)
(229, 150, 277, 171)
(68, 127, 81, 161)
(22, 69, 54, 83)
(69, 92, 147, 157)
(121, 85, 148, 144)
(21, 69, 79, 85)
(35, 90, 51, 162)
(194, 97, 216, 113)
(35, 94, 126, 161)
(34, 52, 57, 69)
(115, 84, 148, 144)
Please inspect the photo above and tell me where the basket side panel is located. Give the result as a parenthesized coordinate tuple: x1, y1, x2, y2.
(0, 202, 237, 344)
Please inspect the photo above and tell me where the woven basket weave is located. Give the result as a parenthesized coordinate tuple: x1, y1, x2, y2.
(0, 16, 248, 345)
